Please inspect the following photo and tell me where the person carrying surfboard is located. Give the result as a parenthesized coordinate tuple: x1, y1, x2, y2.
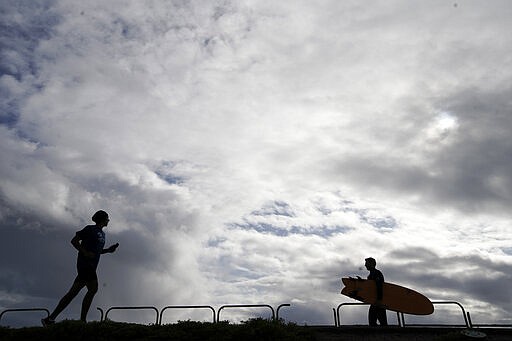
(365, 257, 388, 326)
(42, 210, 119, 326)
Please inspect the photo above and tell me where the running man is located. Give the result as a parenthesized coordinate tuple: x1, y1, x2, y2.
(42, 210, 119, 325)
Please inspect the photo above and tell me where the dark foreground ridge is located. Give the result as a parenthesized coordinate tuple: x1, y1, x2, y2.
(1, 319, 511, 341)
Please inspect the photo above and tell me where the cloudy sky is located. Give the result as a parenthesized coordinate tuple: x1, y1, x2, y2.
(1, 0, 512, 327)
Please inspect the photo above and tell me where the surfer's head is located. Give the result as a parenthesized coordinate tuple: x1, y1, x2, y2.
(365, 257, 377, 270)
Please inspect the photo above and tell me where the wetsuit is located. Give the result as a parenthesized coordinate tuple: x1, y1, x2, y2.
(368, 268, 388, 326)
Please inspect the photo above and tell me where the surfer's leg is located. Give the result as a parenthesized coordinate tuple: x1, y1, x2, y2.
(368, 305, 378, 326)
(377, 307, 388, 326)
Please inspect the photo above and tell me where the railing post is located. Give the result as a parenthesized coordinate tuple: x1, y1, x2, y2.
(467, 312, 473, 328)
(0, 308, 50, 324)
(96, 307, 104, 322)
(336, 302, 369, 327)
(276, 304, 290, 321)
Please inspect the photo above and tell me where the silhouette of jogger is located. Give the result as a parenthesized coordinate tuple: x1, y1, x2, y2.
(42, 210, 119, 326)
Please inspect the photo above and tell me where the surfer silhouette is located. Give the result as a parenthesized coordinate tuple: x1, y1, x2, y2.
(365, 257, 388, 326)
(42, 210, 119, 326)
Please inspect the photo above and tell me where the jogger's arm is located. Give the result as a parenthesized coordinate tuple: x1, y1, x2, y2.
(71, 235, 95, 258)
(102, 243, 119, 254)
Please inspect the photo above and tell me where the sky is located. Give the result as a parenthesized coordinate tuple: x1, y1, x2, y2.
(1, 0, 512, 327)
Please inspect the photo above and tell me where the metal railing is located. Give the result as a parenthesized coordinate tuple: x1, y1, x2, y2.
(217, 304, 275, 322)
(104, 306, 160, 325)
(276, 303, 291, 320)
(7, 301, 508, 328)
(335, 302, 402, 327)
(398, 301, 470, 328)
(335, 301, 474, 328)
(159, 305, 216, 324)
(97, 307, 104, 321)
(95, 303, 289, 325)
(0, 308, 49, 322)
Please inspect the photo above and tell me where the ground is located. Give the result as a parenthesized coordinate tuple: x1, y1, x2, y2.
(0, 319, 510, 340)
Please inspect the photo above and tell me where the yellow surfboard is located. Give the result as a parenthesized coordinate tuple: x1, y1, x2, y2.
(341, 277, 434, 315)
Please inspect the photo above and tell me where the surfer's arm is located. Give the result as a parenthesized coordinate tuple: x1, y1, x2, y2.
(375, 274, 384, 300)
(376, 282, 383, 300)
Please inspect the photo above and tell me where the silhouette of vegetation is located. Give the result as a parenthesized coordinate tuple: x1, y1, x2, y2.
(3, 319, 511, 340)
(0, 318, 315, 341)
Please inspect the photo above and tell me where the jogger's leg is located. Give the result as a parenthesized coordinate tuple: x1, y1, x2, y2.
(80, 279, 98, 322)
(49, 277, 85, 320)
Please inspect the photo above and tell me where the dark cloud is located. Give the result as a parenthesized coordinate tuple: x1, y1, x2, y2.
(384, 247, 512, 316)
(323, 86, 512, 215)
(432, 87, 512, 211)
(0, 220, 77, 301)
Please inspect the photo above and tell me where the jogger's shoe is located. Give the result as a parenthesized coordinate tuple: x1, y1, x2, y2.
(41, 317, 55, 327)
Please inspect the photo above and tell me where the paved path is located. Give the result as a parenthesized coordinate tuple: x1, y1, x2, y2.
(311, 326, 512, 340)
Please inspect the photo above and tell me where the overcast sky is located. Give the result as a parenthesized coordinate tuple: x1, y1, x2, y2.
(1, 0, 512, 327)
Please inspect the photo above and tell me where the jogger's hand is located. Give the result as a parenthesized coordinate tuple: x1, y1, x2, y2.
(108, 243, 119, 253)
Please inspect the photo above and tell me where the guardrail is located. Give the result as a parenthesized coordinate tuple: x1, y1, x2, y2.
(335, 302, 401, 327)
(104, 306, 160, 325)
(1, 304, 283, 326)
(217, 304, 275, 322)
(97, 307, 104, 321)
(159, 305, 216, 324)
(85, 303, 290, 325)
(0, 308, 50, 323)
(4, 301, 510, 328)
(334, 301, 477, 328)
(398, 301, 470, 328)
(276, 303, 291, 320)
